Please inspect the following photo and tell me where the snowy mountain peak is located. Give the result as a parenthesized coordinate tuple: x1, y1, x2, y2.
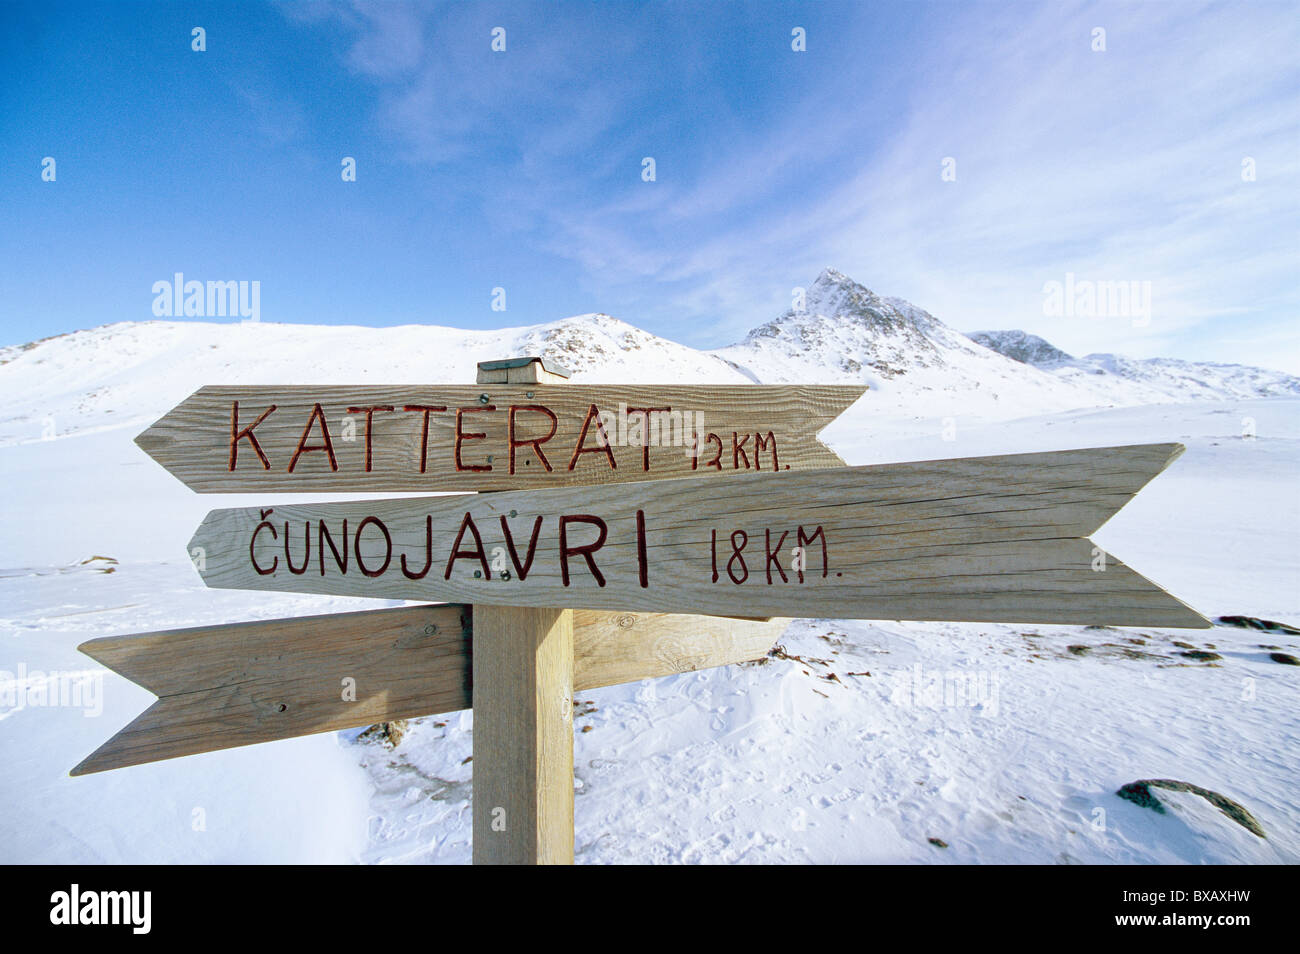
(721, 268, 973, 383)
(509, 312, 738, 378)
(740, 267, 936, 349)
(718, 268, 1300, 409)
(804, 267, 885, 321)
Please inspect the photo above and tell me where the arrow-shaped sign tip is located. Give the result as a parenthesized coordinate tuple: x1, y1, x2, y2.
(133, 426, 161, 458)
(70, 634, 166, 776)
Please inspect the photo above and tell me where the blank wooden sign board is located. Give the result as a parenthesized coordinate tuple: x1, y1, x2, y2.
(73, 605, 787, 776)
(76, 355, 1209, 865)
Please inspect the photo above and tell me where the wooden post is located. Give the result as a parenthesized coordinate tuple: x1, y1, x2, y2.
(472, 606, 575, 864)
(472, 357, 576, 865)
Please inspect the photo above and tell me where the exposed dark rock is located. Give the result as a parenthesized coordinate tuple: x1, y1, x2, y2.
(1216, 615, 1300, 635)
(78, 555, 119, 574)
(356, 720, 409, 748)
(1116, 779, 1265, 838)
(968, 330, 1075, 368)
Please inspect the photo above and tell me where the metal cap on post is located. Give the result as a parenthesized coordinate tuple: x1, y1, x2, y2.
(475, 357, 572, 386)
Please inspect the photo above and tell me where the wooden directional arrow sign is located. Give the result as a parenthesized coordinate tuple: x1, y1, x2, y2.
(135, 385, 865, 492)
(187, 444, 1209, 627)
(72, 605, 787, 775)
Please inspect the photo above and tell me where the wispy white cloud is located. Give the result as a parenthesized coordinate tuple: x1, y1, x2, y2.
(638, 2, 1299, 358)
(300, 0, 1300, 368)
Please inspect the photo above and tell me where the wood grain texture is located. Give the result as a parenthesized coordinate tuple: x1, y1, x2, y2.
(188, 444, 1210, 627)
(135, 384, 865, 492)
(71, 606, 788, 775)
(472, 606, 574, 865)
(571, 611, 787, 690)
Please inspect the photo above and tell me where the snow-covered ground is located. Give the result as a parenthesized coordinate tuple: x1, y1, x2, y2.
(2, 359, 1295, 861)
(360, 397, 1300, 864)
(2, 276, 1296, 863)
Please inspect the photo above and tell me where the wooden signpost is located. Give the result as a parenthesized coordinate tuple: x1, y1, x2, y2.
(76, 355, 1208, 865)
(134, 381, 862, 492)
(183, 443, 1205, 626)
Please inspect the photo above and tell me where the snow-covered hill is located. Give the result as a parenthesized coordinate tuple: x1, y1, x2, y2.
(0, 316, 747, 447)
(971, 328, 1300, 403)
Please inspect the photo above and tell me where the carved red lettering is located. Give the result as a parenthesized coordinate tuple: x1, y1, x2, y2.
(755, 431, 779, 471)
(765, 528, 789, 583)
(319, 519, 349, 575)
(288, 403, 339, 473)
(727, 530, 749, 584)
(701, 433, 723, 470)
(568, 404, 617, 472)
(627, 406, 670, 471)
(346, 405, 394, 472)
(444, 512, 491, 579)
(636, 509, 648, 587)
(229, 402, 276, 471)
(732, 432, 751, 470)
(354, 515, 392, 577)
(402, 405, 447, 474)
(508, 405, 557, 474)
(559, 514, 608, 586)
(249, 509, 278, 575)
(284, 520, 311, 575)
(499, 514, 543, 580)
(401, 515, 433, 580)
(455, 406, 495, 473)
(796, 525, 828, 581)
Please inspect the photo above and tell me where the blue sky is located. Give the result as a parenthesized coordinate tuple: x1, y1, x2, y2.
(2, 0, 1297, 370)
